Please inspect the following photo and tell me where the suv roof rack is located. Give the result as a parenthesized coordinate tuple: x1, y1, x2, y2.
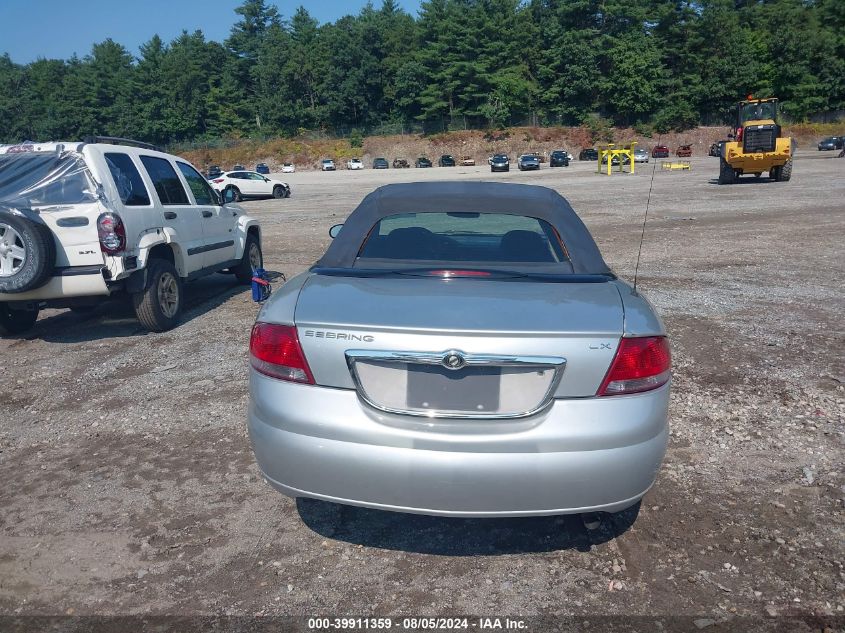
(82, 136, 161, 152)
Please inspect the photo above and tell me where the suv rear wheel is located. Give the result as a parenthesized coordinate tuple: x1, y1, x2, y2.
(0, 302, 39, 336)
(132, 259, 183, 332)
(272, 185, 285, 199)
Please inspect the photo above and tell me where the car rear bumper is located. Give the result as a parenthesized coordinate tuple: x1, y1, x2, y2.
(0, 267, 110, 301)
(248, 373, 669, 517)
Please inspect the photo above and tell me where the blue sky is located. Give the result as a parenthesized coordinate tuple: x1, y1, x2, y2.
(1, 0, 422, 63)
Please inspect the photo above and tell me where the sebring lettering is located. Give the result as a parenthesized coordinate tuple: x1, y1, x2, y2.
(304, 330, 374, 342)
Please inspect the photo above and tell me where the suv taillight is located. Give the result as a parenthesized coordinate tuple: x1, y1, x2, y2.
(97, 212, 126, 255)
(597, 336, 671, 396)
(250, 323, 314, 384)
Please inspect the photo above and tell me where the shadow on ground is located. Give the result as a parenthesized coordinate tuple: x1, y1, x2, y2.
(297, 498, 640, 555)
(15, 274, 254, 344)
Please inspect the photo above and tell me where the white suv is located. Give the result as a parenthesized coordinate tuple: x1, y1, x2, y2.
(346, 158, 363, 170)
(208, 170, 290, 202)
(0, 138, 262, 335)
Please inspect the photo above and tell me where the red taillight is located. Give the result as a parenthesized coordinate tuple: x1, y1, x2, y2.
(97, 212, 125, 255)
(597, 336, 671, 396)
(212, 178, 225, 183)
(249, 323, 314, 384)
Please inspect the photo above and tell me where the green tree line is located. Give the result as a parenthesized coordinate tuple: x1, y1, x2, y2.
(1, 0, 842, 145)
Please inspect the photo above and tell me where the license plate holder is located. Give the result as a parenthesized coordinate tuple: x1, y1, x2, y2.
(406, 365, 501, 413)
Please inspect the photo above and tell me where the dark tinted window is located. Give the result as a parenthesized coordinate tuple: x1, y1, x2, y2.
(358, 212, 567, 263)
(104, 153, 150, 206)
(176, 161, 216, 205)
(139, 156, 189, 205)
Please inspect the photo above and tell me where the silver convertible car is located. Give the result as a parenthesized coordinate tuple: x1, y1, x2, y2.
(248, 182, 670, 519)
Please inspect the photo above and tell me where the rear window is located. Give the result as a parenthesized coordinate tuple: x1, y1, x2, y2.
(358, 212, 567, 263)
(0, 152, 97, 207)
(105, 153, 150, 206)
(139, 156, 189, 205)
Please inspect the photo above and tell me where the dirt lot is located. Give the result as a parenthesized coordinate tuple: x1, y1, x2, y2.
(1, 153, 843, 631)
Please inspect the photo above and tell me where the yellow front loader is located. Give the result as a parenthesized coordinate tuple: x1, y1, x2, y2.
(719, 97, 794, 184)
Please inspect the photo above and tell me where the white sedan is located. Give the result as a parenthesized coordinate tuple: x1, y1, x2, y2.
(209, 170, 291, 202)
(347, 158, 364, 170)
(281, 163, 295, 173)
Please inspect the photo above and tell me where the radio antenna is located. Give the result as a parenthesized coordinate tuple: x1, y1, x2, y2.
(632, 143, 660, 295)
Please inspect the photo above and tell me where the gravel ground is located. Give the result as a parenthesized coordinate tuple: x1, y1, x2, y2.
(1, 153, 843, 631)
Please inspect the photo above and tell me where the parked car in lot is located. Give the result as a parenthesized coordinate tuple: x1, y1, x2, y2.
(347, 158, 364, 170)
(0, 138, 262, 335)
(676, 145, 692, 157)
(233, 164, 245, 171)
(320, 159, 336, 171)
(373, 157, 389, 169)
(601, 153, 631, 166)
(282, 163, 295, 173)
(549, 150, 570, 167)
(460, 156, 476, 166)
(579, 148, 599, 161)
(817, 136, 843, 151)
(209, 170, 291, 201)
(439, 154, 456, 167)
(490, 154, 509, 172)
(415, 157, 432, 168)
(393, 158, 410, 168)
(708, 141, 727, 157)
(207, 165, 222, 179)
(633, 148, 649, 163)
(256, 163, 270, 175)
(651, 145, 669, 158)
(247, 181, 670, 520)
(517, 154, 541, 170)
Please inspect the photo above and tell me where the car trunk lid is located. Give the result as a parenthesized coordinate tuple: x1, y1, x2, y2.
(294, 275, 623, 415)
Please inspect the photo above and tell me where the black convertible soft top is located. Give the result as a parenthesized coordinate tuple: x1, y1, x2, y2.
(314, 181, 612, 275)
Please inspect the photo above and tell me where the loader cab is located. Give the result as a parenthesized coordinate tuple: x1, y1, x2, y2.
(738, 98, 778, 128)
(732, 98, 781, 153)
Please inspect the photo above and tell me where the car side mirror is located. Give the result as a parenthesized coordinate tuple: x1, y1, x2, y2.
(213, 190, 223, 206)
(329, 224, 343, 239)
(223, 188, 236, 203)
(264, 177, 270, 182)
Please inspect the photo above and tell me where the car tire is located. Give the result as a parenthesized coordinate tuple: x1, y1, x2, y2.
(132, 258, 183, 333)
(233, 233, 262, 285)
(0, 302, 38, 336)
(225, 186, 242, 202)
(0, 213, 56, 294)
(776, 159, 792, 182)
(272, 185, 285, 199)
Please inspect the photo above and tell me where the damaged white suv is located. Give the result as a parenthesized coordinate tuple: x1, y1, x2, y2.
(0, 138, 262, 335)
